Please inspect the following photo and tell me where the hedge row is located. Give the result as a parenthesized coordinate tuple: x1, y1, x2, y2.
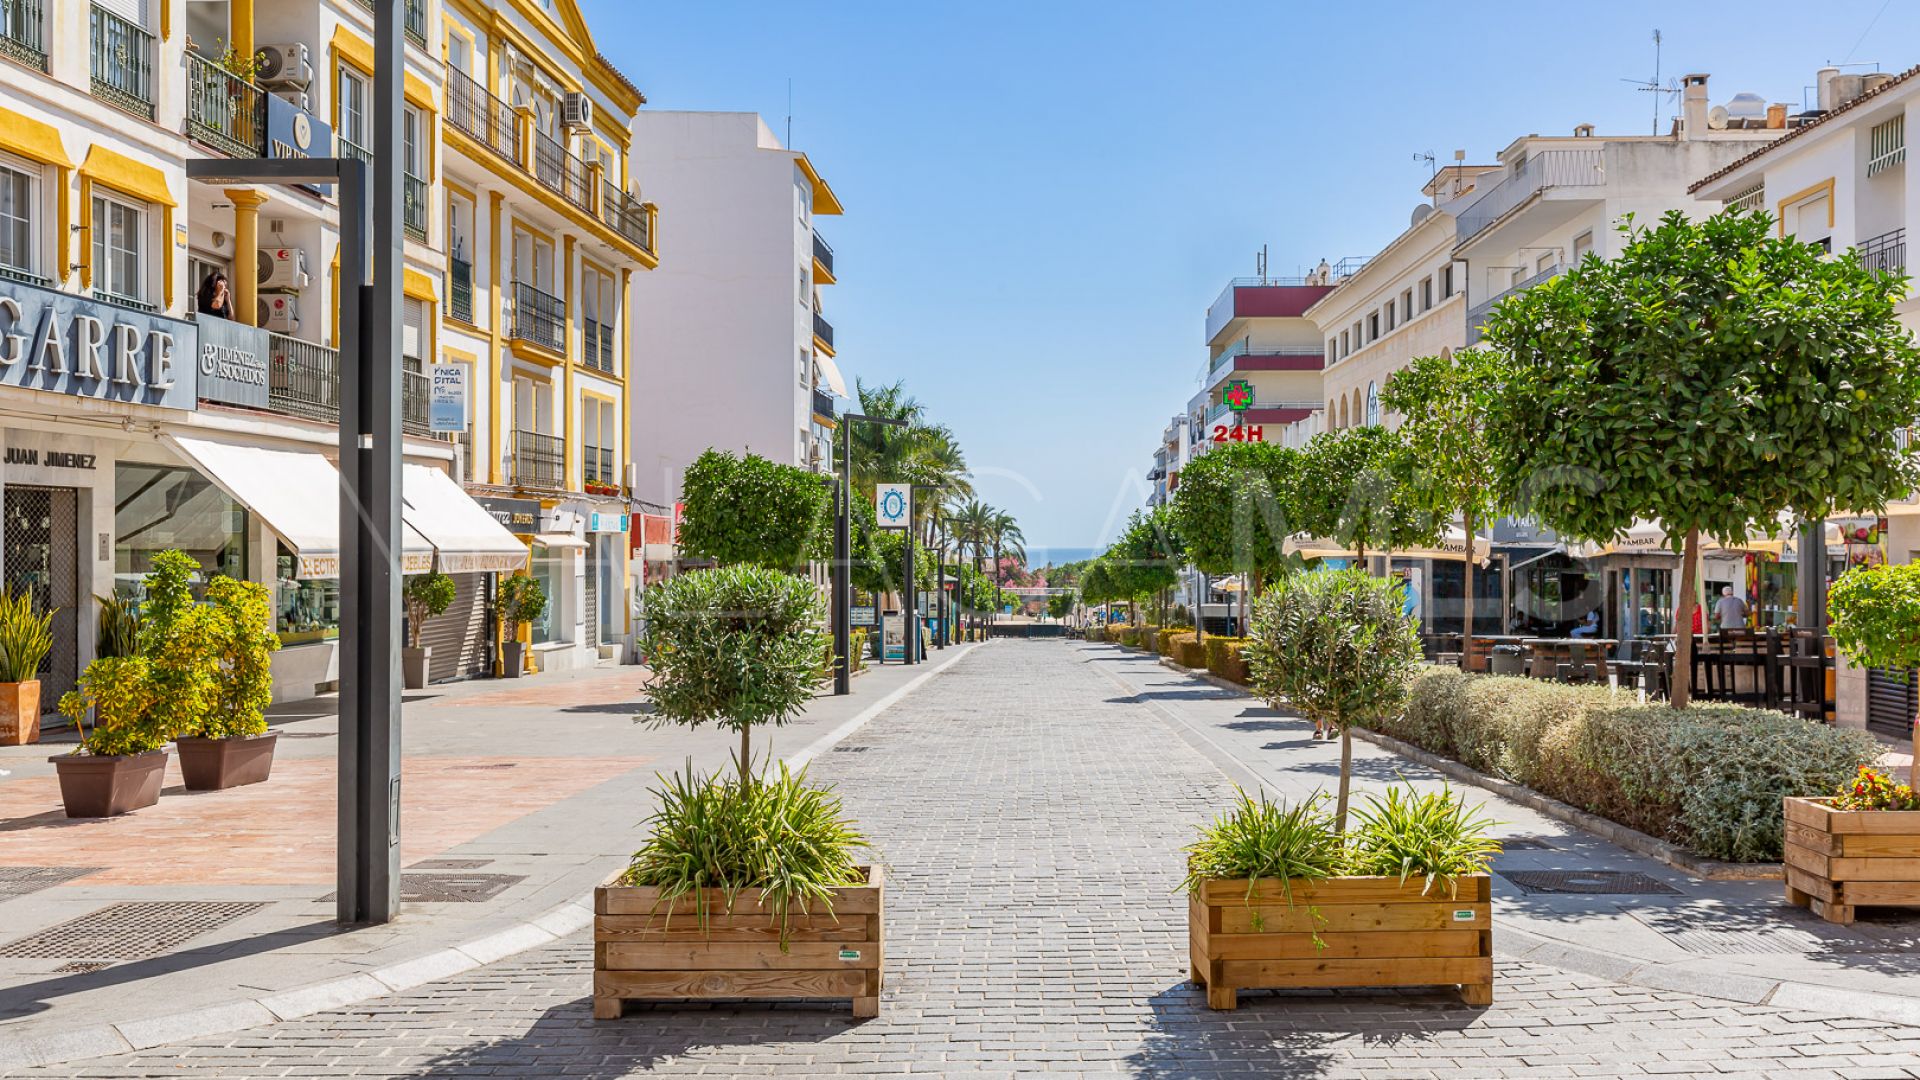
(1374, 669, 1880, 863)
(1204, 636, 1250, 685)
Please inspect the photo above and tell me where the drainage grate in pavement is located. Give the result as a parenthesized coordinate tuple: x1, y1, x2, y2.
(0, 901, 267, 960)
(408, 858, 493, 870)
(324, 873, 525, 904)
(0, 867, 101, 900)
(276, 731, 334, 740)
(1500, 870, 1682, 895)
(51, 960, 112, 973)
(449, 763, 516, 771)
(832, 745, 872, 753)
(1626, 907, 1877, 955)
(1495, 838, 1556, 851)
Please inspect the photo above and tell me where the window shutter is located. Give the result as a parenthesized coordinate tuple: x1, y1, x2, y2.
(94, 0, 147, 25)
(403, 298, 425, 359)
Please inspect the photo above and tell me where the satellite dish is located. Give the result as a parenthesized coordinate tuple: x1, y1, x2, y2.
(1708, 105, 1729, 130)
(1410, 203, 1435, 227)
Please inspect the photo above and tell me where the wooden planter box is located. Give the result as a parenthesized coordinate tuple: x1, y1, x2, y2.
(1189, 874, 1492, 1009)
(593, 866, 883, 1019)
(1784, 797, 1920, 924)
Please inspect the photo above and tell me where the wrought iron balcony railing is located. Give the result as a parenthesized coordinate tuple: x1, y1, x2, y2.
(266, 333, 432, 435)
(511, 281, 566, 352)
(446, 67, 518, 164)
(813, 311, 834, 351)
(0, 0, 46, 71)
(403, 0, 425, 48)
(532, 130, 592, 212)
(582, 317, 614, 372)
(337, 135, 372, 168)
(599, 183, 652, 252)
(90, 5, 154, 120)
(1860, 228, 1907, 276)
(582, 444, 615, 486)
(812, 387, 837, 421)
(402, 172, 428, 240)
(185, 53, 267, 158)
(813, 231, 834, 278)
(513, 430, 565, 489)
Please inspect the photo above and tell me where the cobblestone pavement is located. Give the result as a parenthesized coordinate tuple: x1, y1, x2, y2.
(27, 642, 1920, 1078)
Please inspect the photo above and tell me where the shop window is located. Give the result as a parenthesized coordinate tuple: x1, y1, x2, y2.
(276, 541, 340, 644)
(113, 463, 247, 602)
(531, 541, 563, 644)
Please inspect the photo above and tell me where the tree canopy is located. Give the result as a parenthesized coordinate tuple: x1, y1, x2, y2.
(676, 450, 831, 571)
(1293, 425, 1433, 562)
(1104, 507, 1183, 604)
(1169, 441, 1302, 584)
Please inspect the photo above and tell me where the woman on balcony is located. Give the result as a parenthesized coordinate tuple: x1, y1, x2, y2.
(196, 271, 236, 321)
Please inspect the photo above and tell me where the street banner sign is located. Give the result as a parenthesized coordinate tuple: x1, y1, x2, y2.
(429, 364, 467, 432)
(876, 483, 910, 529)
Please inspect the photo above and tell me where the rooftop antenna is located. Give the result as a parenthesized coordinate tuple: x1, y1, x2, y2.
(1619, 28, 1679, 135)
(785, 78, 793, 146)
(1256, 244, 1267, 284)
(1415, 150, 1437, 179)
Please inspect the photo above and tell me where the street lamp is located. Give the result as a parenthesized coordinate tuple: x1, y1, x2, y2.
(835, 413, 906, 694)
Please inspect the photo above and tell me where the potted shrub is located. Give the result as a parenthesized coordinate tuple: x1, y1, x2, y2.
(402, 571, 457, 689)
(1186, 785, 1498, 1009)
(597, 565, 880, 1018)
(175, 576, 281, 790)
(53, 656, 166, 817)
(1788, 565, 1920, 923)
(0, 589, 54, 746)
(496, 573, 546, 678)
(136, 551, 215, 745)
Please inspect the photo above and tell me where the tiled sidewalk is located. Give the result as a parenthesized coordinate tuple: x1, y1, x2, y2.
(23, 641, 1920, 1079)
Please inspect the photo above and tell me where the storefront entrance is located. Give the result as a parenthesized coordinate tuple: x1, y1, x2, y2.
(4, 486, 79, 707)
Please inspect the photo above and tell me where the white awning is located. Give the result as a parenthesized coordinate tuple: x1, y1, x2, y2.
(534, 532, 589, 551)
(814, 352, 849, 397)
(168, 436, 434, 579)
(401, 465, 528, 574)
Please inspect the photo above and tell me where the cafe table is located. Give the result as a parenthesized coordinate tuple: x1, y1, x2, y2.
(1520, 638, 1618, 681)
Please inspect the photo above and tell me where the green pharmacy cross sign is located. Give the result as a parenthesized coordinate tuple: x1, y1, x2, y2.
(1222, 379, 1255, 412)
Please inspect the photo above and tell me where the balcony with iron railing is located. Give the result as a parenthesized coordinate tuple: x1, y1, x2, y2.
(813, 231, 835, 279)
(812, 387, 837, 421)
(1456, 150, 1606, 246)
(599, 182, 653, 253)
(402, 173, 428, 241)
(90, 4, 154, 120)
(449, 257, 474, 324)
(184, 53, 267, 158)
(582, 444, 615, 487)
(92, 288, 156, 314)
(582, 317, 615, 373)
(337, 134, 372, 169)
(1207, 338, 1326, 373)
(445, 67, 518, 163)
(532, 130, 592, 212)
(512, 430, 565, 489)
(813, 310, 834, 351)
(348, 0, 424, 46)
(511, 281, 566, 352)
(0, 0, 46, 71)
(1465, 263, 1561, 344)
(266, 333, 431, 435)
(1860, 228, 1907, 276)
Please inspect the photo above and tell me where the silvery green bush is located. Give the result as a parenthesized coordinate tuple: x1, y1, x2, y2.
(1381, 669, 1879, 862)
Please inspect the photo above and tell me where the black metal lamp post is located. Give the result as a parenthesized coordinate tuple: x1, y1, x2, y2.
(834, 413, 906, 694)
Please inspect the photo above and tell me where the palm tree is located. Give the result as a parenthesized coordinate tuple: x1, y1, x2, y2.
(850, 380, 973, 530)
(988, 510, 1024, 585)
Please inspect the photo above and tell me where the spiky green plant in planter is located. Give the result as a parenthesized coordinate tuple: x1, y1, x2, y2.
(0, 589, 54, 683)
(95, 593, 141, 659)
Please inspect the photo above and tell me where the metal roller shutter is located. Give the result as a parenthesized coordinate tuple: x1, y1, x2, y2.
(1867, 667, 1918, 740)
(423, 572, 490, 684)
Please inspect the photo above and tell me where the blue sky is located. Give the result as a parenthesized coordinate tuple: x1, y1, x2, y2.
(582, 0, 1920, 558)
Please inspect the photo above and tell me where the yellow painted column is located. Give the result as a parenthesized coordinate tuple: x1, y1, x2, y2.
(231, 0, 255, 60)
(225, 188, 270, 325)
(620, 266, 633, 634)
(487, 191, 505, 485)
(562, 234, 576, 486)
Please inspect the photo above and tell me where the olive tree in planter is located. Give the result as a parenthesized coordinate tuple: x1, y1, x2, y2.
(402, 571, 457, 689)
(1191, 569, 1497, 1008)
(0, 589, 54, 746)
(53, 657, 166, 817)
(495, 574, 546, 678)
(1786, 564, 1920, 923)
(175, 576, 282, 791)
(596, 564, 881, 1019)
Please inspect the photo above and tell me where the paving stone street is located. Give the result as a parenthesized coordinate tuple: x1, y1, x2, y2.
(23, 641, 1920, 1079)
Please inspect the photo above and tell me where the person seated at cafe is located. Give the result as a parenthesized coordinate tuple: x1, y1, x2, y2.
(196, 271, 236, 320)
(1570, 609, 1601, 638)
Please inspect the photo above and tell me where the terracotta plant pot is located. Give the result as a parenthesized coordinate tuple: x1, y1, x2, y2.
(0, 680, 40, 746)
(402, 646, 432, 690)
(501, 640, 527, 679)
(51, 749, 169, 818)
(175, 733, 279, 791)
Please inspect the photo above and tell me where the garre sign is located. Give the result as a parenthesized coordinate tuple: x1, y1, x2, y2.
(0, 278, 198, 412)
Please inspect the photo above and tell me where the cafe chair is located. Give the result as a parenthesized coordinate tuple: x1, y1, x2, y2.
(1555, 642, 1600, 684)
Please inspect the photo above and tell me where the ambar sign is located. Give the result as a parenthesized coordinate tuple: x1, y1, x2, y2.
(0, 279, 198, 412)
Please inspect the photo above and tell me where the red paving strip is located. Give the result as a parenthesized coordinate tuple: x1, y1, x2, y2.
(0, 756, 650, 887)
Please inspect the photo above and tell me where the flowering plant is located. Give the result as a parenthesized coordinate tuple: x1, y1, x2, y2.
(1831, 766, 1920, 812)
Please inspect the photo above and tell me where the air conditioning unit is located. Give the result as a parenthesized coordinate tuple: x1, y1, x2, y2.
(257, 247, 310, 290)
(562, 92, 594, 131)
(258, 294, 300, 333)
(255, 43, 313, 89)
(270, 87, 311, 112)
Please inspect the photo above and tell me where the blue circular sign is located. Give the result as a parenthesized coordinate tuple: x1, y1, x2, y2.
(880, 489, 908, 523)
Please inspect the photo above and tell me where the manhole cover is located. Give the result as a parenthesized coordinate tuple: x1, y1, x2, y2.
(1495, 838, 1556, 851)
(0, 901, 267, 960)
(0, 867, 101, 899)
(52, 960, 112, 973)
(322, 874, 524, 904)
(408, 858, 492, 870)
(1500, 870, 1682, 895)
